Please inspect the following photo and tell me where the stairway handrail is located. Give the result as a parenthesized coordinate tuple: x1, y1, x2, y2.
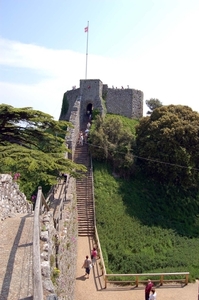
(90, 157, 107, 278)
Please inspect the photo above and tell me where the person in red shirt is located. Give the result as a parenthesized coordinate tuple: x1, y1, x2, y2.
(145, 279, 154, 300)
(91, 247, 98, 266)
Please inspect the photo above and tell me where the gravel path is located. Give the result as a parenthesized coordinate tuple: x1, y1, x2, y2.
(75, 236, 198, 300)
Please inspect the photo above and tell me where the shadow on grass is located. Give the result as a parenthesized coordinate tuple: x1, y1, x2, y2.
(93, 161, 199, 279)
(118, 172, 199, 238)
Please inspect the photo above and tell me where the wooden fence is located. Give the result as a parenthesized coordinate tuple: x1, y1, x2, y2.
(104, 272, 189, 289)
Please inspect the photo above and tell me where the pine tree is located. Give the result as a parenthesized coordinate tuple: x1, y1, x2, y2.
(0, 104, 85, 198)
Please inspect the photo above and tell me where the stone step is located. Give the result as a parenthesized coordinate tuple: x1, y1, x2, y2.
(77, 209, 94, 213)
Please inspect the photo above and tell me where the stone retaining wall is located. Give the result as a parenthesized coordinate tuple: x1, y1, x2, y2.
(55, 177, 78, 299)
(0, 174, 32, 221)
(44, 177, 78, 300)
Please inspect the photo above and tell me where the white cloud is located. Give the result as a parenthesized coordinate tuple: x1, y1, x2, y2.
(0, 37, 86, 78)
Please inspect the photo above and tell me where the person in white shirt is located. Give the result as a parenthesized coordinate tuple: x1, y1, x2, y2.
(82, 255, 92, 279)
(149, 288, 157, 300)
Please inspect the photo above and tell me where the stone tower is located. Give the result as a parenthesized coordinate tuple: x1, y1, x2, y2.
(79, 79, 105, 122)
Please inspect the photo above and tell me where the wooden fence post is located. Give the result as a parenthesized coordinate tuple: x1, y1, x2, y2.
(185, 274, 189, 285)
(135, 275, 138, 287)
(160, 275, 164, 285)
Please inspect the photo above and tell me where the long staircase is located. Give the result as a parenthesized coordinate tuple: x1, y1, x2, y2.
(74, 139, 95, 237)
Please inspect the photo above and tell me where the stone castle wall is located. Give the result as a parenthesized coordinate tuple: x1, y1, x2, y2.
(104, 87, 143, 118)
(65, 99, 81, 161)
(59, 89, 80, 121)
(60, 79, 143, 122)
(79, 79, 105, 120)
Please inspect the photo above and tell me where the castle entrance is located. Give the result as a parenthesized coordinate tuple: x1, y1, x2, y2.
(86, 103, 93, 119)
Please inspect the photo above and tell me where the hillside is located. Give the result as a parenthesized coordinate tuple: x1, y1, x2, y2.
(93, 162, 199, 281)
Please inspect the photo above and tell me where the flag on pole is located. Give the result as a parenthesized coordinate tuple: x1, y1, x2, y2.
(85, 21, 89, 79)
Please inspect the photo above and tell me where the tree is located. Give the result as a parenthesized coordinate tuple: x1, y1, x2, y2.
(135, 105, 199, 189)
(146, 98, 162, 115)
(0, 104, 86, 198)
(88, 114, 135, 177)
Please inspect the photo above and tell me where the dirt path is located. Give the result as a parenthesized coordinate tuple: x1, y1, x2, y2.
(75, 236, 198, 300)
(0, 213, 33, 300)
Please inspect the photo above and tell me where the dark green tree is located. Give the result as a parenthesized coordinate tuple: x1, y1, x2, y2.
(146, 98, 162, 115)
(0, 104, 85, 197)
(136, 105, 199, 188)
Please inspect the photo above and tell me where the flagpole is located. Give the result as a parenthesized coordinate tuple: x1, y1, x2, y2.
(85, 21, 89, 79)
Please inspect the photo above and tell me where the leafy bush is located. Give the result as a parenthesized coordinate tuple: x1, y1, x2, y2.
(89, 114, 137, 177)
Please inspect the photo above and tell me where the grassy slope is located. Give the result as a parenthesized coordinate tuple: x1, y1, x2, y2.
(93, 162, 199, 281)
(105, 114, 139, 134)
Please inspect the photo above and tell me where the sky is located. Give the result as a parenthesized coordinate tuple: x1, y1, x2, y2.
(0, 0, 199, 120)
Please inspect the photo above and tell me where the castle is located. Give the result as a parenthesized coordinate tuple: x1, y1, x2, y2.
(59, 79, 143, 121)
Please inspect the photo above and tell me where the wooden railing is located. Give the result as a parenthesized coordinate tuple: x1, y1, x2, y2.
(104, 272, 189, 289)
(90, 158, 107, 280)
(33, 186, 49, 300)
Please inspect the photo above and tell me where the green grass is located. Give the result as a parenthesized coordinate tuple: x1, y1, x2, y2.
(105, 114, 139, 134)
(93, 161, 199, 281)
